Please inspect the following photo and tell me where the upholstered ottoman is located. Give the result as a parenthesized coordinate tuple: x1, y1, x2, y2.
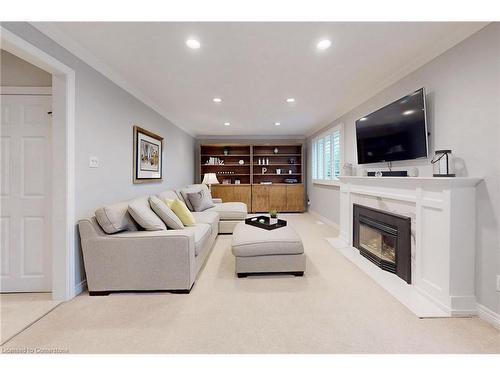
(231, 222, 305, 277)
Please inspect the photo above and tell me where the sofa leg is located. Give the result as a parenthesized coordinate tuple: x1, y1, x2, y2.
(293, 271, 304, 277)
(89, 290, 110, 296)
(237, 273, 248, 278)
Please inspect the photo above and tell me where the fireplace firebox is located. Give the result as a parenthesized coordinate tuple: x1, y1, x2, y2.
(353, 204, 411, 283)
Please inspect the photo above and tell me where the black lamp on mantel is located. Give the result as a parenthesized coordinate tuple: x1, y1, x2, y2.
(431, 150, 455, 177)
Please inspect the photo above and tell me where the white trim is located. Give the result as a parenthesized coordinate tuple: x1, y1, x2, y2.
(30, 22, 195, 137)
(0, 86, 52, 95)
(305, 23, 489, 138)
(1, 26, 76, 302)
(477, 303, 500, 330)
(308, 210, 340, 230)
(313, 179, 341, 187)
(74, 279, 87, 296)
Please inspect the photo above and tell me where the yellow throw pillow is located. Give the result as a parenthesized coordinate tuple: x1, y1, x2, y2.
(169, 199, 196, 226)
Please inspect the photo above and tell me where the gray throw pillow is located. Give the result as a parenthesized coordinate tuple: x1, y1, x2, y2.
(149, 196, 184, 230)
(179, 186, 203, 211)
(128, 197, 167, 231)
(95, 200, 139, 234)
(186, 189, 215, 212)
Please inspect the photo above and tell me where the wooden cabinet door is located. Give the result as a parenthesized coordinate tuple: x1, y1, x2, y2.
(269, 185, 287, 212)
(252, 185, 269, 212)
(211, 185, 235, 203)
(233, 185, 252, 210)
(286, 185, 304, 212)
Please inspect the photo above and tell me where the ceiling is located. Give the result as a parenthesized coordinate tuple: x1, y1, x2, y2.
(33, 22, 487, 137)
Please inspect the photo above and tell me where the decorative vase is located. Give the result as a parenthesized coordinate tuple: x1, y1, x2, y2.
(273, 147, 279, 154)
(270, 217, 278, 225)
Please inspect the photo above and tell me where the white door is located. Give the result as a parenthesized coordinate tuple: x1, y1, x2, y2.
(1, 94, 52, 292)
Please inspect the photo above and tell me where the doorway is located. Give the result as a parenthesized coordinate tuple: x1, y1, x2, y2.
(0, 50, 63, 344)
(1, 26, 76, 303)
(1, 88, 53, 292)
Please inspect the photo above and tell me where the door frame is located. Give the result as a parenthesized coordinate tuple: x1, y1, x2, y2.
(1, 27, 76, 301)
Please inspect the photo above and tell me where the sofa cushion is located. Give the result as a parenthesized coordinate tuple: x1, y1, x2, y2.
(206, 202, 247, 221)
(149, 196, 184, 229)
(191, 211, 219, 235)
(231, 223, 304, 257)
(168, 199, 196, 226)
(186, 189, 215, 212)
(157, 190, 181, 203)
(128, 197, 167, 231)
(95, 201, 139, 234)
(182, 224, 212, 256)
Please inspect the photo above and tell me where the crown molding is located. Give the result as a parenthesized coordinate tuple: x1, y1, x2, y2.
(30, 22, 195, 137)
(305, 22, 490, 139)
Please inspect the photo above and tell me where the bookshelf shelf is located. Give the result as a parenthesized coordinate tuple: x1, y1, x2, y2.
(199, 143, 304, 212)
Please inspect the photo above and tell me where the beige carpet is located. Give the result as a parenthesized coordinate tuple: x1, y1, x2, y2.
(1, 293, 61, 345)
(1, 213, 498, 353)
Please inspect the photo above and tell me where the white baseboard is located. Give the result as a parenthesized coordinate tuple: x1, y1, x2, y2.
(476, 303, 500, 330)
(308, 210, 340, 230)
(75, 279, 87, 296)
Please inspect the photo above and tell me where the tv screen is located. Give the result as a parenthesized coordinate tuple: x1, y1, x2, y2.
(355, 88, 428, 165)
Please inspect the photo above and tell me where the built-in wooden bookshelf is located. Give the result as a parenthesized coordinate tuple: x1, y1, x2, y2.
(200, 145, 251, 185)
(252, 144, 302, 185)
(199, 143, 304, 212)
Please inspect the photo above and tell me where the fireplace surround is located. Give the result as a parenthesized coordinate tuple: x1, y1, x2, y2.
(330, 176, 481, 317)
(353, 204, 411, 283)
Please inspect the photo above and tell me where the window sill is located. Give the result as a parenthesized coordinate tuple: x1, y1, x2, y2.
(313, 179, 341, 187)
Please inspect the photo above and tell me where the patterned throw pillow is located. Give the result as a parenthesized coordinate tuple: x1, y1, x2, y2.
(186, 189, 216, 212)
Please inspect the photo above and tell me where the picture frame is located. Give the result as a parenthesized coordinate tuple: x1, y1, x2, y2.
(133, 125, 163, 183)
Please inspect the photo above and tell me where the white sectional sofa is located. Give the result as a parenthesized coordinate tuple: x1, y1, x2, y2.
(78, 186, 247, 295)
(185, 184, 247, 234)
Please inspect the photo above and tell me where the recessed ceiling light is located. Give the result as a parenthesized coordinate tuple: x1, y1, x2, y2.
(316, 39, 332, 50)
(403, 110, 415, 116)
(286, 98, 295, 103)
(274, 122, 281, 126)
(213, 97, 222, 103)
(186, 39, 201, 49)
(359, 117, 368, 121)
(224, 122, 231, 126)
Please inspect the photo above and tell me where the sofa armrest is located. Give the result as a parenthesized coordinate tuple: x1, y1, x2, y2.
(212, 198, 223, 204)
(79, 220, 197, 291)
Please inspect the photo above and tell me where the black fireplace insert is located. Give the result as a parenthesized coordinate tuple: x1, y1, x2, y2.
(353, 204, 411, 283)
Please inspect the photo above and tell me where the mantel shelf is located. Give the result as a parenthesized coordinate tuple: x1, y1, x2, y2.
(339, 176, 483, 188)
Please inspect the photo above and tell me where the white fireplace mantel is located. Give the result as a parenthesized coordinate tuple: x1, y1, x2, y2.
(331, 176, 482, 317)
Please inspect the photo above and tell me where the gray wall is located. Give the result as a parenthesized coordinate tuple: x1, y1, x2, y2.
(2, 23, 196, 288)
(307, 23, 500, 314)
(1, 48, 52, 86)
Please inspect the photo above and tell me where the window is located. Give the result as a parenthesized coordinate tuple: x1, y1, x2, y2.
(312, 124, 342, 183)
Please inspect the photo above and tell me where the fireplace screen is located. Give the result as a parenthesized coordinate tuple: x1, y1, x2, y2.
(359, 223, 396, 264)
(353, 204, 411, 283)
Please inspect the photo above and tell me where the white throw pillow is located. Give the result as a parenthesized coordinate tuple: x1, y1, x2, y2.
(128, 196, 166, 231)
(149, 196, 185, 229)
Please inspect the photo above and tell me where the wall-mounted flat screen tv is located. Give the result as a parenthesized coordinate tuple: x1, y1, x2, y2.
(355, 88, 428, 164)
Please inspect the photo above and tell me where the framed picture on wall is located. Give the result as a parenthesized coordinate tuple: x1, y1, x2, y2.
(133, 125, 163, 183)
